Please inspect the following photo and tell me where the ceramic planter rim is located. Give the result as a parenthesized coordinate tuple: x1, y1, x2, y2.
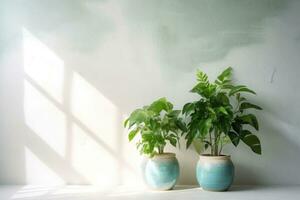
(151, 152, 176, 160)
(199, 154, 231, 160)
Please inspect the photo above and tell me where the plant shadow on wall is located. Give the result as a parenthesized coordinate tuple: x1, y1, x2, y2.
(21, 28, 136, 186)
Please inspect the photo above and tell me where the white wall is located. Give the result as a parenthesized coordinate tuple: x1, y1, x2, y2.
(1, 0, 300, 185)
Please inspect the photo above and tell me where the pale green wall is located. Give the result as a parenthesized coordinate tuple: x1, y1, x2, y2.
(1, 0, 300, 185)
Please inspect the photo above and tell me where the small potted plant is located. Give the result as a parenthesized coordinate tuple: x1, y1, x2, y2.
(183, 67, 262, 191)
(124, 97, 186, 190)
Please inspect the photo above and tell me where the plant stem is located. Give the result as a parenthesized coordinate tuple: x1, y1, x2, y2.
(209, 132, 213, 155)
(213, 130, 218, 156)
(158, 146, 164, 154)
(219, 138, 223, 155)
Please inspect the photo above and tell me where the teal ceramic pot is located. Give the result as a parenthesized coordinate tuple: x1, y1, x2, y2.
(145, 153, 179, 190)
(196, 154, 234, 191)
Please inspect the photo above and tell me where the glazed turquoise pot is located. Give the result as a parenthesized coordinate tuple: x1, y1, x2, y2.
(144, 153, 179, 190)
(196, 154, 234, 191)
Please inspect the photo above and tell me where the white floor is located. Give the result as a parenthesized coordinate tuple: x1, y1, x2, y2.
(0, 185, 299, 200)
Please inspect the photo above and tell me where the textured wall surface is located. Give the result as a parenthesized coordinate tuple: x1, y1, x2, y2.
(1, 0, 300, 185)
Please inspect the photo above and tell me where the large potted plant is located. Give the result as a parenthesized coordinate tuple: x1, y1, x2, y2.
(183, 67, 262, 191)
(124, 97, 186, 190)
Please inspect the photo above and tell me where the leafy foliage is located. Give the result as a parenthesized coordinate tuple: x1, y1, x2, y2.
(124, 98, 186, 157)
(183, 67, 262, 155)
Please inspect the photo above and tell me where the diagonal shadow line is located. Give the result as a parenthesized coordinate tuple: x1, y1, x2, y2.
(24, 126, 89, 184)
(71, 115, 135, 172)
(25, 75, 135, 173)
(25, 75, 65, 110)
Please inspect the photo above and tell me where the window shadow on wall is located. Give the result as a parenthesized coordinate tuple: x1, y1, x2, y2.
(21, 27, 136, 186)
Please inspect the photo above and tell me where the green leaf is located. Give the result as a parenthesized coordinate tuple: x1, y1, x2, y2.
(175, 119, 187, 132)
(216, 92, 230, 105)
(186, 137, 194, 149)
(182, 102, 195, 115)
(123, 118, 129, 128)
(186, 129, 197, 149)
(155, 134, 166, 145)
(190, 82, 208, 95)
(128, 109, 148, 127)
(232, 120, 242, 133)
(240, 102, 262, 111)
(148, 97, 173, 113)
(167, 110, 181, 117)
(228, 131, 240, 146)
(190, 71, 216, 98)
(141, 130, 154, 141)
(216, 67, 232, 84)
(128, 129, 139, 141)
(222, 84, 234, 89)
(196, 70, 209, 84)
(149, 118, 159, 131)
(229, 85, 256, 96)
(217, 106, 228, 115)
(199, 119, 212, 137)
(236, 93, 247, 102)
(241, 130, 261, 154)
(238, 114, 259, 131)
(207, 107, 216, 115)
(168, 137, 177, 147)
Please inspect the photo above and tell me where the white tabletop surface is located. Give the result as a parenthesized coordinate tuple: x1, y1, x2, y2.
(0, 185, 299, 200)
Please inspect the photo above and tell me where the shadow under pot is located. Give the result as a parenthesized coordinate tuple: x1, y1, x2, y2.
(196, 154, 234, 191)
(144, 153, 179, 190)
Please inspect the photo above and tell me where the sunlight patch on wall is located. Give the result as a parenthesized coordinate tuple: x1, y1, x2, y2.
(71, 123, 118, 186)
(23, 28, 64, 104)
(71, 72, 118, 148)
(25, 147, 64, 185)
(119, 114, 144, 186)
(24, 80, 66, 157)
(21, 27, 128, 186)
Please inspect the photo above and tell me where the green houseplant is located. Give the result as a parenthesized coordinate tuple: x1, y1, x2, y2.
(124, 97, 186, 190)
(183, 67, 262, 191)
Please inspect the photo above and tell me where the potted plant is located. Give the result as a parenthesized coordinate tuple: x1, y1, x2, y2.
(182, 67, 262, 191)
(124, 97, 186, 190)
